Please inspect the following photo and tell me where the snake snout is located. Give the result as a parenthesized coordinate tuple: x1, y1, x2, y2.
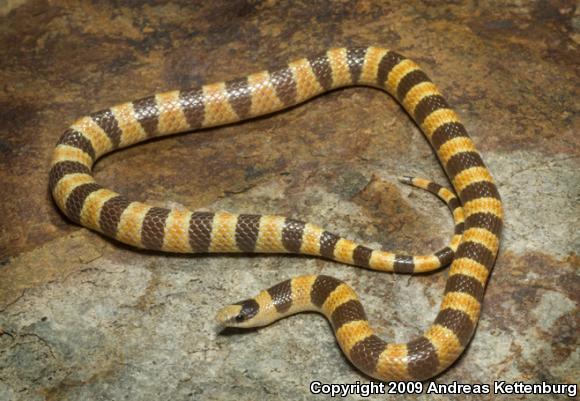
(215, 298, 263, 329)
(215, 304, 243, 326)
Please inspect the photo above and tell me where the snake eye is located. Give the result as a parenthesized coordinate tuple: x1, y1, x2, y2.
(235, 314, 245, 322)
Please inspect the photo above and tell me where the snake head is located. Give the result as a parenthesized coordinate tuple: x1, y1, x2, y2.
(215, 298, 260, 328)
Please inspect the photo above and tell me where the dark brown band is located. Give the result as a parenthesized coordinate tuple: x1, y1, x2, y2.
(225, 77, 252, 119)
(91, 108, 122, 149)
(179, 89, 205, 129)
(99, 195, 131, 237)
(308, 55, 333, 90)
(269, 67, 297, 106)
(267, 279, 293, 313)
(57, 129, 96, 160)
(311, 275, 341, 308)
(331, 299, 366, 330)
(141, 207, 171, 250)
(393, 255, 414, 273)
(235, 214, 261, 252)
(445, 273, 484, 301)
(353, 245, 373, 268)
(189, 212, 214, 252)
(349, 335, 386, 375)
(435, 308, 474, 346)
(406, 336, 439, 380)
(319, 231, 340, 259)
(281, 218, 306, 253)
(65, 183, 102, 223)
(376, 51, 405, 86)
(345, 47, 367, 83)
(49, 161, 91, 192)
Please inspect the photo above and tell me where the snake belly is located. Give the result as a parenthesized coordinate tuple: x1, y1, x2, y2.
(49, 46, 503, 380)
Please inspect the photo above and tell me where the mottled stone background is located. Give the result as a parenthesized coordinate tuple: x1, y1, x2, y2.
(0, 1, 578, 400)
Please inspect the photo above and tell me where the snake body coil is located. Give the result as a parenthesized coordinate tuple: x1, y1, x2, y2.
(50, 47, 503, 380)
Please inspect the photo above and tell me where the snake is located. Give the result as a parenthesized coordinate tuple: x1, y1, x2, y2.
(49, 46, 503, 381)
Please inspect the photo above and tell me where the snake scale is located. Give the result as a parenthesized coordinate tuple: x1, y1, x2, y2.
(49, 46, 503, 381)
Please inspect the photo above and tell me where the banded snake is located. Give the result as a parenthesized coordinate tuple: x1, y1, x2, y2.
(49, 46, 503, 380)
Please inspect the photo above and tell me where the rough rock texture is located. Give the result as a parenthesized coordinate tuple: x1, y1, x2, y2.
(0, 1, 578, 400)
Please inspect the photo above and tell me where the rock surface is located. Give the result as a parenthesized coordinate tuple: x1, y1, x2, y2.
(0, 1, 578, 400)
